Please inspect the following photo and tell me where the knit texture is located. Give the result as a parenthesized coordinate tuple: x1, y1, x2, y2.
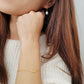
(4, 34, 71, 84)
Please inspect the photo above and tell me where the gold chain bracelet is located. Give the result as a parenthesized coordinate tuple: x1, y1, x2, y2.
(17, 68, 40, 73)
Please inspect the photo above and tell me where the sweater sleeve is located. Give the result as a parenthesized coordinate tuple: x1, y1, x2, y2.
(41, 53, 71, 84)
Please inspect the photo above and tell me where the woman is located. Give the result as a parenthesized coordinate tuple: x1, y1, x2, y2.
(0, 0, 83, 84)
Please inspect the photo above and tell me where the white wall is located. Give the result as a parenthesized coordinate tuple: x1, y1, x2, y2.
(74, 0, 84, 73)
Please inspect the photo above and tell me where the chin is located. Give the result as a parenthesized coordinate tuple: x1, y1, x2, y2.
(0, 8, 41, 16)
(0, 9, 30, 16)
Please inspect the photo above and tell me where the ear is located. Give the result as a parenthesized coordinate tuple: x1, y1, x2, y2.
(43, 0, 56, 9)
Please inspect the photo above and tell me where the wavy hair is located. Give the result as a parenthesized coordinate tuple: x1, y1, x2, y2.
(0, 0, 83, 84)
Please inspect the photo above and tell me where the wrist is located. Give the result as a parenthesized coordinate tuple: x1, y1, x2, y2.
(20, 34, 40, 46)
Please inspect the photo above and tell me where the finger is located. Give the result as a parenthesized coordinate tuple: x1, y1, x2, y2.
(37, 10, 45, 19)
(41, 10, 45, 20)
(41, 10, 45, 17)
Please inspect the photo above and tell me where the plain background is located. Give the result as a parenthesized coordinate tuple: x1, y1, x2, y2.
(74, 0, 84, 74)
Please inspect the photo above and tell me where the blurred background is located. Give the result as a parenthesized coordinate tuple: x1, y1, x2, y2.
(74, 0, 84, 82)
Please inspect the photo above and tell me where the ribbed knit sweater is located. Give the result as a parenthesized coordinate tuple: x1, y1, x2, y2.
(4, 34, 71, 84)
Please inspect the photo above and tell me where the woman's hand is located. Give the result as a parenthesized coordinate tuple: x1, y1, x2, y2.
(15, 11, 44, 84)
(16, 10, 45, 42)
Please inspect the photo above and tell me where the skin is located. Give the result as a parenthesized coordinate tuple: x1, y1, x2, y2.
(0, 0, 48, 16)
(0, 0, 55, 84)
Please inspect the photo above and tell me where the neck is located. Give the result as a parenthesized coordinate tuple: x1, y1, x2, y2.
(9, 15, 19, 40)
(9, 15, 44, 40)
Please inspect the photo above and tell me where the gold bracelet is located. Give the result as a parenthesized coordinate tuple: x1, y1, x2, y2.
(17, 68, 40, 73)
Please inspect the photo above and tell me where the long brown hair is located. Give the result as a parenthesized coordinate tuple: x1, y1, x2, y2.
(0, 0, 83, 84)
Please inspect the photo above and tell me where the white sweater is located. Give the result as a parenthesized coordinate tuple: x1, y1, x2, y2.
(4, 34, 71, 84)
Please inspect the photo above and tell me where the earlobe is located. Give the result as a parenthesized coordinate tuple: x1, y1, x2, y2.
(48, 0, 56, 8)
(48, 0, 54, 3)
(43, 0, 55, 9)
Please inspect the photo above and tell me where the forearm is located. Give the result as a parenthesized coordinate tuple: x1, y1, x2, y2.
(15, 35, 42, 84)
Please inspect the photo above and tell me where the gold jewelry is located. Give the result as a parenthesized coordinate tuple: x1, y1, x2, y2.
(17, 68, 40, 73)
